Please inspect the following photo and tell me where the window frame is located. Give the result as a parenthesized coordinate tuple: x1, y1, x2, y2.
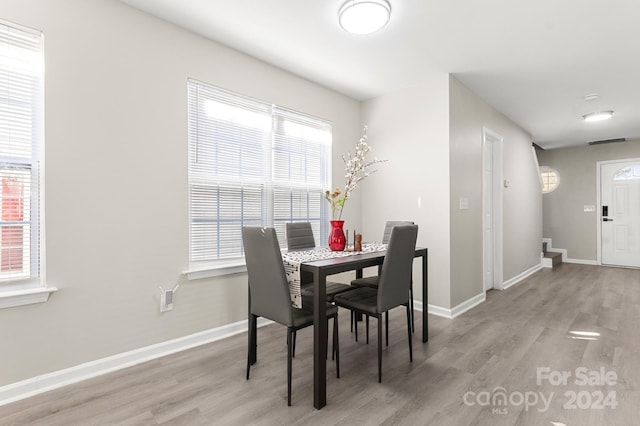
(613, 165, 640, 181)
(0, 19, 54, 309)
(185, 79, 331, 278)
(540, 166, 560, 194)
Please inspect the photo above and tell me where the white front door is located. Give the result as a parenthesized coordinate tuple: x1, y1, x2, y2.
(600, 160, 640, 268)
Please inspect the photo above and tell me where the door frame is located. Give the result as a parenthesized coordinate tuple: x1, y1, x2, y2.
(482, 127, 504, 291)
(596, 157, 640, 266)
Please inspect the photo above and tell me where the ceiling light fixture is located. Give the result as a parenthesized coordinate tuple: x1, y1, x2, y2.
(339, 0, 391, 35)
(582, 110, 614, 122)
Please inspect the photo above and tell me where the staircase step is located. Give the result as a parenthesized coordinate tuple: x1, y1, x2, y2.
(543, 251, 562, 267)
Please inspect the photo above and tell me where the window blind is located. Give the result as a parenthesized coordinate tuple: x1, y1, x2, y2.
(188, 80, 331, 263)
(0, 21, 42, 285)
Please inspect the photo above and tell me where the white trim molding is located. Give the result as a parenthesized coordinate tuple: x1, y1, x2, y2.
(564, 258, 598, 265)
(415, 261, 544, 319)
(502, 262, 543, 290)
(0, 317, 271, 407)
(414, 292, 486, 319)
(450, 292, 486, 318)
(184, 262, 247, 280)
(0, 286, 58, 309)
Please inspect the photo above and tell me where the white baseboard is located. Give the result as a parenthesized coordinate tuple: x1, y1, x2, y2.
(414, 291, 486, 319)
(0, 317, 272, 407)
(502, 262, 543, 290)
(564, 258, 598, 265)
(450, 292, 486, 318)
(415, 261, 542, 319)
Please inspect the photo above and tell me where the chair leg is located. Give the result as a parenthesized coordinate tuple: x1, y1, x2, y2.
(246, 314, 256, 380)
(292, 330, 297, 358)
(355, 311, 359, 342)
(410, 285, 415, 333)
(377, 314, 383, 383)
(385, 312, 389, 346)
(406, 305, 413, 363)
(366, 315, 370, 344)
(333, 315, 340, 378)
(287, 328, 293, 406)
(249, 314, 257, 366)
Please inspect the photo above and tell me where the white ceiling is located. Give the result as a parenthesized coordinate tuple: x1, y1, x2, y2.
(121, 0, 640, 149)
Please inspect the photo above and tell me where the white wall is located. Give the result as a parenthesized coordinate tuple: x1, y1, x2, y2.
(361, 80, 451, 309)
(449, 77, 541, 306)
(538, 140, 640, 260)
(0, 0, 361, 386)
(359, 76, 542, 311)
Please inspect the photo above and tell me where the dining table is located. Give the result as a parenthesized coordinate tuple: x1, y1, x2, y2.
(303, 246, 428, 409)
(247, 245, 428, 409)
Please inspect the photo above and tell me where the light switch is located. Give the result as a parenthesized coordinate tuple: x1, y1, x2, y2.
(584, 205, 595, 212)
(459, 197, 469, 210)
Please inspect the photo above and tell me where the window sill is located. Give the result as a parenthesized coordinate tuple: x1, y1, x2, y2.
(0, 286, 58, 309)
(184, 262, 247, 280)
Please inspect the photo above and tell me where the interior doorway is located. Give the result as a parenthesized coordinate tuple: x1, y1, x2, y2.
(598, 159, 640, 268)
(482, 127, 504, 291)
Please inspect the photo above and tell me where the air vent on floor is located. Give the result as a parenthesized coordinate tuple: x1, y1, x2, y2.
(588, 137, 626, 146)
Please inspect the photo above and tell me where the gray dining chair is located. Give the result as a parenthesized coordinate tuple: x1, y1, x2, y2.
(243, 226, 340, 406)
(350, 220, 415, 343)
(334, 224, 418, 382)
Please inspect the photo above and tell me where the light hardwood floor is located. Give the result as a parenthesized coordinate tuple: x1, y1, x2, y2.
(1, 263, 639, 425)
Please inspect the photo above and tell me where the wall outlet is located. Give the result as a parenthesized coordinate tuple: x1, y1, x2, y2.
(160, 289, 173, 312)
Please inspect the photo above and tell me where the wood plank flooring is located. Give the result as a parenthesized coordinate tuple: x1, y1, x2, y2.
(1, 263, 639, 425)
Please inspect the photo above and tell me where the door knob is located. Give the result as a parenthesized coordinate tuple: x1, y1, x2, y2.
(603, 218, 614, 222)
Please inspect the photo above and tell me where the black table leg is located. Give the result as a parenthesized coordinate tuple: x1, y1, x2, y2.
(312, 268, 327, 409)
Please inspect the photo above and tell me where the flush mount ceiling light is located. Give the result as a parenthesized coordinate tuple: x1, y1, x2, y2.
(339, 0, 391, 35)
(583, 110, 615, 122)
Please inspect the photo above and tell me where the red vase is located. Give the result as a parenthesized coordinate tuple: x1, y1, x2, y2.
(328, 220, 346, 251)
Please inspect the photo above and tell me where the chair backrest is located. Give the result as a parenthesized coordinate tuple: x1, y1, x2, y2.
(377, 225, 419, 312)
(286, 222, 316, 251)
(242, 227, 293, 326)
(382, 221, 414, 244)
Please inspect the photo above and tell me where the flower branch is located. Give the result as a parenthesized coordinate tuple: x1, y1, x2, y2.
(325, 126, 386, 220)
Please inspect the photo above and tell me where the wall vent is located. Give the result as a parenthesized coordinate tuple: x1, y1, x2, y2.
(588, 137, 626, 146)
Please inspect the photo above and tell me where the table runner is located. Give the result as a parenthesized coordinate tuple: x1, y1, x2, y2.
(282, 243, 388, 308)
